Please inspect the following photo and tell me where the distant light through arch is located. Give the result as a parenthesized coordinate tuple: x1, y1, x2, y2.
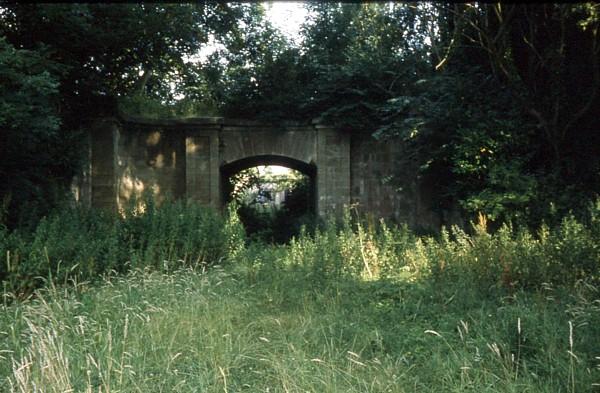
(256, 165, 292, 176)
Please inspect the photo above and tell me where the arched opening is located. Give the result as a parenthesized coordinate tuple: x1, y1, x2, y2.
(221, 155, 317, 243)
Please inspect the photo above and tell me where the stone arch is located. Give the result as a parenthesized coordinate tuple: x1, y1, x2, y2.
(86, 116, 352, 218)
(220, 154, 317, 211)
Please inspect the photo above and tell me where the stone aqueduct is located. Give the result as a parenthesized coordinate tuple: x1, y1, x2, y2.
(75, 115, 443, 229)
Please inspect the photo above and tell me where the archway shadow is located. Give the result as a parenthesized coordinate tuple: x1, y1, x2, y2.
(220, 155, 318, 242)
(220, 154, 317, 210)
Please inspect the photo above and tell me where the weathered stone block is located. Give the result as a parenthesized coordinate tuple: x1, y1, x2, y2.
(85, 116, 444, 229)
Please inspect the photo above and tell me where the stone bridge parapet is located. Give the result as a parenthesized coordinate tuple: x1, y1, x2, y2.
(75, 115, 446, 229)
(85, 116, 350, 217)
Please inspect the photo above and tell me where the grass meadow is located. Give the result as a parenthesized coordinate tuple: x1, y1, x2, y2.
(1, 202, 599, 392)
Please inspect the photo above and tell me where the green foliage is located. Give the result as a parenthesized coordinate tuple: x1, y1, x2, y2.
(0, 37, 78, 228)
(433, 3, 600, 224)
(376, 69, 538, 224)
(117, 94, 221, 119)
(270, 177, 318, 243)
(0, 4, 246, 103)
(0, 4, 248, 227)
(2, 206, 600, 391)
(5, 196, 597, 298)
(277, 204, 600, 291)
(295, 3, 436, 132)
(228, 167, 317, 244)
(208, 2, 600, 226)
(2, 2, 599, 233)
(201, 5, 303, 121)
(0, 200, 234, 297)
(1, 3, 599, 381)
(223, 202, 247, 260)
(203, 3, 437, 129)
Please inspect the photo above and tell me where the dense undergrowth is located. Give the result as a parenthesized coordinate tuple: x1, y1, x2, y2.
(1, 200, 599, 391)
(2, 199, 599, 297)
(0, 200, 243, 298)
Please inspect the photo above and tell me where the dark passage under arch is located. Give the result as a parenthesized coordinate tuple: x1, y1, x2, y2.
(220, 154, 317, 211)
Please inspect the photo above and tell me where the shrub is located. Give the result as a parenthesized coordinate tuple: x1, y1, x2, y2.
(2, 199, 599, 298)
(0, 199, 234, 297)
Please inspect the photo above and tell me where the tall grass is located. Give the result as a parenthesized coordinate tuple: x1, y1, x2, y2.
(2, 266, 599, 391)
(1, 200, 599, 391)
(0, 199, 244, 298)
(3, 199, 598, 298)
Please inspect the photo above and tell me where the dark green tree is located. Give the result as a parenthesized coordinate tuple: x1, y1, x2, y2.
(0, 38, 67, 227)
(373, 3, 600, 225)
(2, 2, 598, 229)
(0, 4, 247, 226)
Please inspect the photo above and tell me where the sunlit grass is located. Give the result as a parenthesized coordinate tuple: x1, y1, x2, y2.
(1, 202, 600, 391)
(2, 260, 599, 392)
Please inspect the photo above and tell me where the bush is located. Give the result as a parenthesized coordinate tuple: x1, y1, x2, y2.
(280, 203, 600, 291)
(2, 198, 599, 298)
(0, 199, 242, 297)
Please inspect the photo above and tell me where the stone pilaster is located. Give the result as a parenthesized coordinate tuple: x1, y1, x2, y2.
(185, 128, 220, 208)
(316, 126, 351, 217)
(91, 118, 119, 212)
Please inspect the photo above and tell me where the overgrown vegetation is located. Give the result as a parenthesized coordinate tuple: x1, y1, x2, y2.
(1, 3, 599, 390)
(2, 3, 598, 229)
(2, 198, 599, 300)
(203, 3, 600, 227)
(0, 199, 243, 298)
(0, 3, 255, 226)
(1, 203, 599, 391)
(228, 166, 317, 243)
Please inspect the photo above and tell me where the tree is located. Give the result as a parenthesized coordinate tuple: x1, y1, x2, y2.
(0, 4, 249, 111)
(2, 3, 598, 228)
(441, 4, 600, 222)
(0, 38, 67, 227)
(373, 3, 600, 225)
(196, 3, 305, 121)
(209, 3, 438, 128)
(0, 4, 248, 225)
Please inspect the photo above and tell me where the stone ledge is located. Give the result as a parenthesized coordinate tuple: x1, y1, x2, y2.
(118, 113, 321, 129)
(119, 113, 224, 127)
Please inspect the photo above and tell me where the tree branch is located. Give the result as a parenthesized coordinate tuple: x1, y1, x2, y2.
(132, 65, 152, 96)
(562, 25, 599, 138)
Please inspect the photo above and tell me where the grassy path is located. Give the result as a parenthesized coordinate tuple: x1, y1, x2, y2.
(1, 263, 599, 392)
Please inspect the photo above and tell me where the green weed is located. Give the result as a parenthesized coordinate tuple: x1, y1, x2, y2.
(0, 201, 599, 391)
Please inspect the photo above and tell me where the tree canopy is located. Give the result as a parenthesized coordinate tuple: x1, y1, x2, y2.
(0, 3, 250, 225)
(1, 2, 599, 228)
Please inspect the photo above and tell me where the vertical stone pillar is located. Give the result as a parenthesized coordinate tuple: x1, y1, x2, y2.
(91, 118, 119, 212)
(185, 129, 220, 208)
(70, 130, 92, 207)
(316, 126, 351, 217)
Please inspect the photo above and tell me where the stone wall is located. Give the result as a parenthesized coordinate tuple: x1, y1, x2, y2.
(115, 124, 186, 212)
(317, 126, 350, 216)
(186, 128, 220, 208)
(80, 115, 444, 230)
(220, 124, 317, 164)
(349, 134, 442, 230)
(90, 118, 118, 212)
